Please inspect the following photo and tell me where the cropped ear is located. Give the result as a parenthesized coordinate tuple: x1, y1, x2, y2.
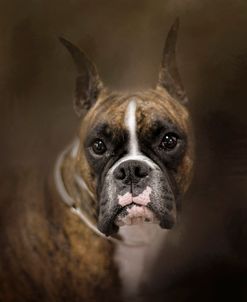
(59, 37, 103, 116)
(157, 19, 188, 104)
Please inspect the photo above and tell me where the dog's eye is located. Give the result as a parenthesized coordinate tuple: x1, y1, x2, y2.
(92, 139, 107, 155)
(160, 133, 178, 150)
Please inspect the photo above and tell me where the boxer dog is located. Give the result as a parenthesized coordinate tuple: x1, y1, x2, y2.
(0, 20, 193, 301)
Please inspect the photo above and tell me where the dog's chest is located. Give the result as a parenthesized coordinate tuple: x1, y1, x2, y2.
(114, 224, 167, 299)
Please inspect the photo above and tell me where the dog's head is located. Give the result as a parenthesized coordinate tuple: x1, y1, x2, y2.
(60, 20, 194, 236)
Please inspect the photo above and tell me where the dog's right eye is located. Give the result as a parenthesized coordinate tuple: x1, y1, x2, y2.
(159, 133, 178, 151)
(92, 139, 107, 155)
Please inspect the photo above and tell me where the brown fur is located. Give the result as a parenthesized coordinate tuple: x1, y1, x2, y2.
(78, 87, 193, 196)
(0, 21, 193, 301)
(0, 84, 193, 302)
(0, 165, 120, 302)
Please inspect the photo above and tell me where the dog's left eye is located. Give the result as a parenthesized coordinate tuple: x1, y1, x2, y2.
(92, 139, 107, 155)
(159, 133, 178, 150)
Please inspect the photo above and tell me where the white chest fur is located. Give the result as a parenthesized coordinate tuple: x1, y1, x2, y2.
(114, 224, 167, 299)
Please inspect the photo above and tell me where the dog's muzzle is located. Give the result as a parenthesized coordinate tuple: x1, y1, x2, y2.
(97, 157, 177, 236)
(113, 160, 150, 184)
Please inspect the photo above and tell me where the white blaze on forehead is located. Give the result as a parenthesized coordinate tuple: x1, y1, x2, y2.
(108, 97, 158, 174)
(124, 99, 139, 155)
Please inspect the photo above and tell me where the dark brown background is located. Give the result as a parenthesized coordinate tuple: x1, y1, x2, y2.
(1, 0, 247, 301)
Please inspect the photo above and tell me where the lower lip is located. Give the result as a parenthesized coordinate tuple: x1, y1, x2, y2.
(114, 205, 159, 226)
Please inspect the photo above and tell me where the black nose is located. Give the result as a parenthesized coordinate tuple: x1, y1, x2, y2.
(113, 160, 150, 184)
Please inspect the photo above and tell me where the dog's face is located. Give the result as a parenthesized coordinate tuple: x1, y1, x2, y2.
(60, 19, 194, 236)
(80, 90, 193, 235)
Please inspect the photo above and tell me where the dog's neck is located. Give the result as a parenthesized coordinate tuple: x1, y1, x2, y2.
(55, 139, 97, 222)
(54, 140, 169, 298)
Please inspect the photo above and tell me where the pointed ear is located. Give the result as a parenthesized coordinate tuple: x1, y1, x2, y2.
(157, 19, 188, 104)
(59, 37, 103, 116)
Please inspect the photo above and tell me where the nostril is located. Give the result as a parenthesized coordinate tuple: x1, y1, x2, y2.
(116, 167, 126, 180)
(114, 161, 150, 182)
(135, 166, 148, 178)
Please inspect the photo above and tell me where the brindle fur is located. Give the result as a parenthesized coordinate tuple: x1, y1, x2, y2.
(0, 166, 120, 302)
(78, 87, 193, 198)
(0, 20, 194, 301)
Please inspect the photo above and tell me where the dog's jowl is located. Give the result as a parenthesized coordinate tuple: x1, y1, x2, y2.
(0, 20, 194, 301)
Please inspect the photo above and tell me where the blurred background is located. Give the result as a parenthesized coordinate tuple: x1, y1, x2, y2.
(1, 0, 247, 300)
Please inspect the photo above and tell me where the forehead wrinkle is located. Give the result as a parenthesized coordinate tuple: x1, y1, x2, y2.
(134, 90, 189, 134)
(151, 89, 189, 127)
(93, 94, 141, 130)
(82, 93, 127, 134)
(81, 89, 189, 142)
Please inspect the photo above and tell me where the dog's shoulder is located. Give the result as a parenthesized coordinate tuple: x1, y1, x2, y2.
(0, 164, 120, 301)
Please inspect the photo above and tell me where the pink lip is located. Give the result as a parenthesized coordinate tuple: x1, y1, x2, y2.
(117, 186, 152, 207)
(115, 204, 158, 226)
